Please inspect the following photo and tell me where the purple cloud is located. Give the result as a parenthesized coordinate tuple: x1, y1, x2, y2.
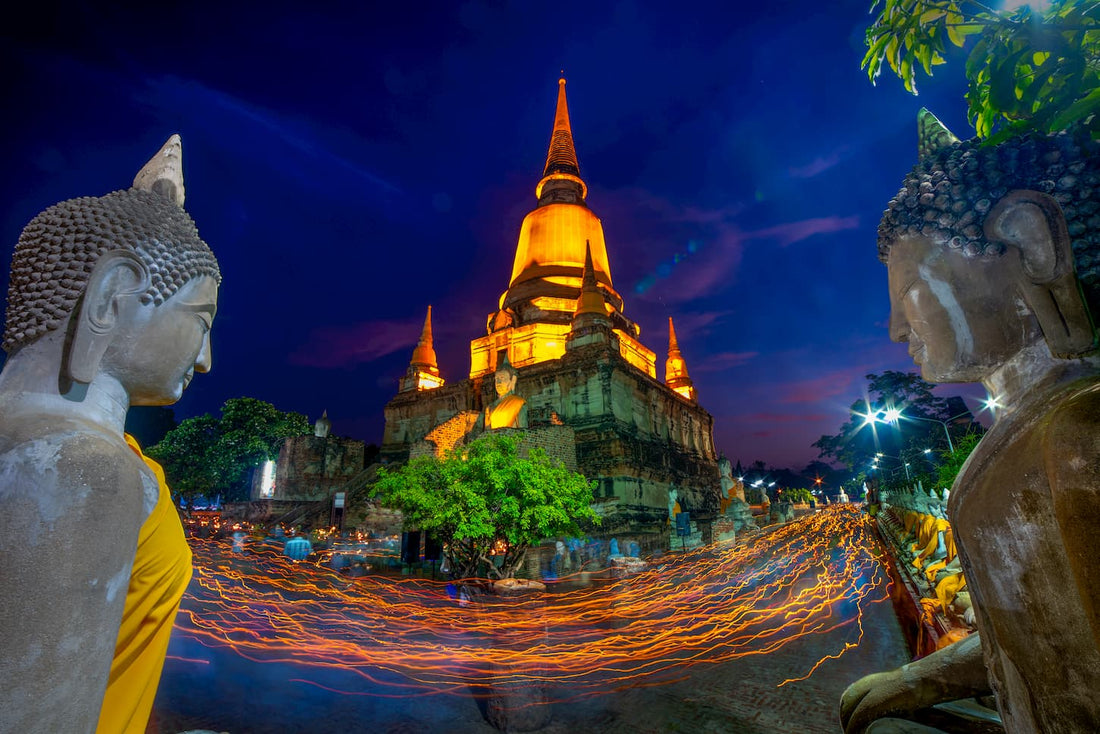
(746, 216, 860, 248)
(290, 317, 424, 368)
(779, 366, 867, 405)
(787, 149, 846, 179)
(741, 411, 830, 424)
(694, 350, 759, 372)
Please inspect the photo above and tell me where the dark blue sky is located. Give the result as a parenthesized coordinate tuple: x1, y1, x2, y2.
(0, 1, 990, 469)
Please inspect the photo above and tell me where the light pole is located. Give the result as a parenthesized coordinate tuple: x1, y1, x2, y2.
(873, 452, 910, 480)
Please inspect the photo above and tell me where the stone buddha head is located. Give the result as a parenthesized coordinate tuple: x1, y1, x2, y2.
(3, 135, 221, 405)
(879, 115, 1099, 383)
(493, 355, 519, 398)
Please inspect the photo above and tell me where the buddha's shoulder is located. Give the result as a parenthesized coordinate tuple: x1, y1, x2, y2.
(0, 423, 144, 486)
(1046, 377, 1100, 451)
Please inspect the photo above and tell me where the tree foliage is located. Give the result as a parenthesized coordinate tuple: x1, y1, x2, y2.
(783, 487, 816, 504)
(863, 0, 1100, 140)
(934, 430, 984, 490)
(148, 397, 310, 503)
(371, 433, 600, 580)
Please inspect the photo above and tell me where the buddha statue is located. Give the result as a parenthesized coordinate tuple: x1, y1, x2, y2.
(0, 136, 220, 732)
(482, 355, 528, 430)
(840, 116, 1100, 733)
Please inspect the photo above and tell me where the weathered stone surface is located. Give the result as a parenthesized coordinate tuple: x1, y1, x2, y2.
(0, 136, 219, 732)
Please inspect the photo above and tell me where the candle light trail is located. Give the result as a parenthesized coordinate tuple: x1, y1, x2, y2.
(174, 506, 889, 701)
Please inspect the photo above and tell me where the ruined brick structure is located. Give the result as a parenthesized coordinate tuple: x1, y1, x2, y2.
(251, 420, 367, 502)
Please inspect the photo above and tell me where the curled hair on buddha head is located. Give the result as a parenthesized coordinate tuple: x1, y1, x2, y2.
(876, 110, 1100, 318)
(3, 135, 221, 354)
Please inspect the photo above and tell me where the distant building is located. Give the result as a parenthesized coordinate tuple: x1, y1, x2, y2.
(381, 78, 721, 533)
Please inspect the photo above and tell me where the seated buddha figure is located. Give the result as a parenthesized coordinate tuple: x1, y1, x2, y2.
(841, 115, 1100, 733)
(0, 136, 220, 732)
(482, 355, 528, 430)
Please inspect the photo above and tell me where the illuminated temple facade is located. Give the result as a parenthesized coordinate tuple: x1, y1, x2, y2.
(382, 78, 720, 531)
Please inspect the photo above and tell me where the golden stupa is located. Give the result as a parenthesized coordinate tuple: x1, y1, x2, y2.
(470, 77, 654, 379)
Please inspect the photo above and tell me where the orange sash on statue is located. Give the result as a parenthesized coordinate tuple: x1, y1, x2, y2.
(95, 435, 193, 734)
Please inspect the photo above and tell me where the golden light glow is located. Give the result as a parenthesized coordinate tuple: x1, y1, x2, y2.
(416, 372, 445, 391)
(509, 204, 613, 288)
(672, 386, 694, 400)
(530, 296, 582, 314)
(615, 330, 656, 378)
(470, 323, 571, 378)
(535, 172, 588, 200)
(544, 276, 584, 287)
(174, 506, 889, 699)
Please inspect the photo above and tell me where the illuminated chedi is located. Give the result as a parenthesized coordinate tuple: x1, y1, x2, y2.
(383, 77, 720, 531)
(665, 317, 696, 402)
(399, 306, 444, 392)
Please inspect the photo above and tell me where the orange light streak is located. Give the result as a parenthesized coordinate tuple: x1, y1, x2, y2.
(174, 506, 889, 701)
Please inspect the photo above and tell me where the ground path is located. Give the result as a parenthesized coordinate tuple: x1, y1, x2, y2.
(150, 506, 909, 733)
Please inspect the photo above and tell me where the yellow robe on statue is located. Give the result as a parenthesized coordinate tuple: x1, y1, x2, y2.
(95, 435, 193, 734)
(486, 394, 526, 430)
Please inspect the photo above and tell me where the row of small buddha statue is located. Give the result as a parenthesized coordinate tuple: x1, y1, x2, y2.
(880, 488, 975, 633)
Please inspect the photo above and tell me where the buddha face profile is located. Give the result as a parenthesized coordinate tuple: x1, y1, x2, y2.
(879, 121, 1098, 383)
(841, 116, 1100, 734)
(103, 274, 218, 404)
(0, 135, 221, 733)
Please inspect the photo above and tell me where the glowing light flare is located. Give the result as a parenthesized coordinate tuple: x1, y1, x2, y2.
(672, 386, 694, 400)
(416, 372, 445, 390)
(173, 507, 890, 701)
(259, 460, 276, 498)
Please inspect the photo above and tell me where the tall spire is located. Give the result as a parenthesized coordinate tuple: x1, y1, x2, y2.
(535, 76, 587, 202)
(401, 306, 444, 392)
(665, 317, 696, 401)
(543, 77, 580, 178)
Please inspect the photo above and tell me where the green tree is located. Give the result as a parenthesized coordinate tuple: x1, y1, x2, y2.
(863, 0, 1100, 140)
(148, 397, 310, 503)
(371, 432, 600, 580)
(784, 487, 815, 504)
(933, 431, 984, 492)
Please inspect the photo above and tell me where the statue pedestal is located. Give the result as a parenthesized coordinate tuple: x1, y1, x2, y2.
(713, 516, 736, 543)
(669, 521, 703, 551)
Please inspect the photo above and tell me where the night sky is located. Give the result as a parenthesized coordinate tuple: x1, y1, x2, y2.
(0, 1, 992, 470)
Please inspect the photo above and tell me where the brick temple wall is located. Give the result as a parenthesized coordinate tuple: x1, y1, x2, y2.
(252, 435, 367, 501)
